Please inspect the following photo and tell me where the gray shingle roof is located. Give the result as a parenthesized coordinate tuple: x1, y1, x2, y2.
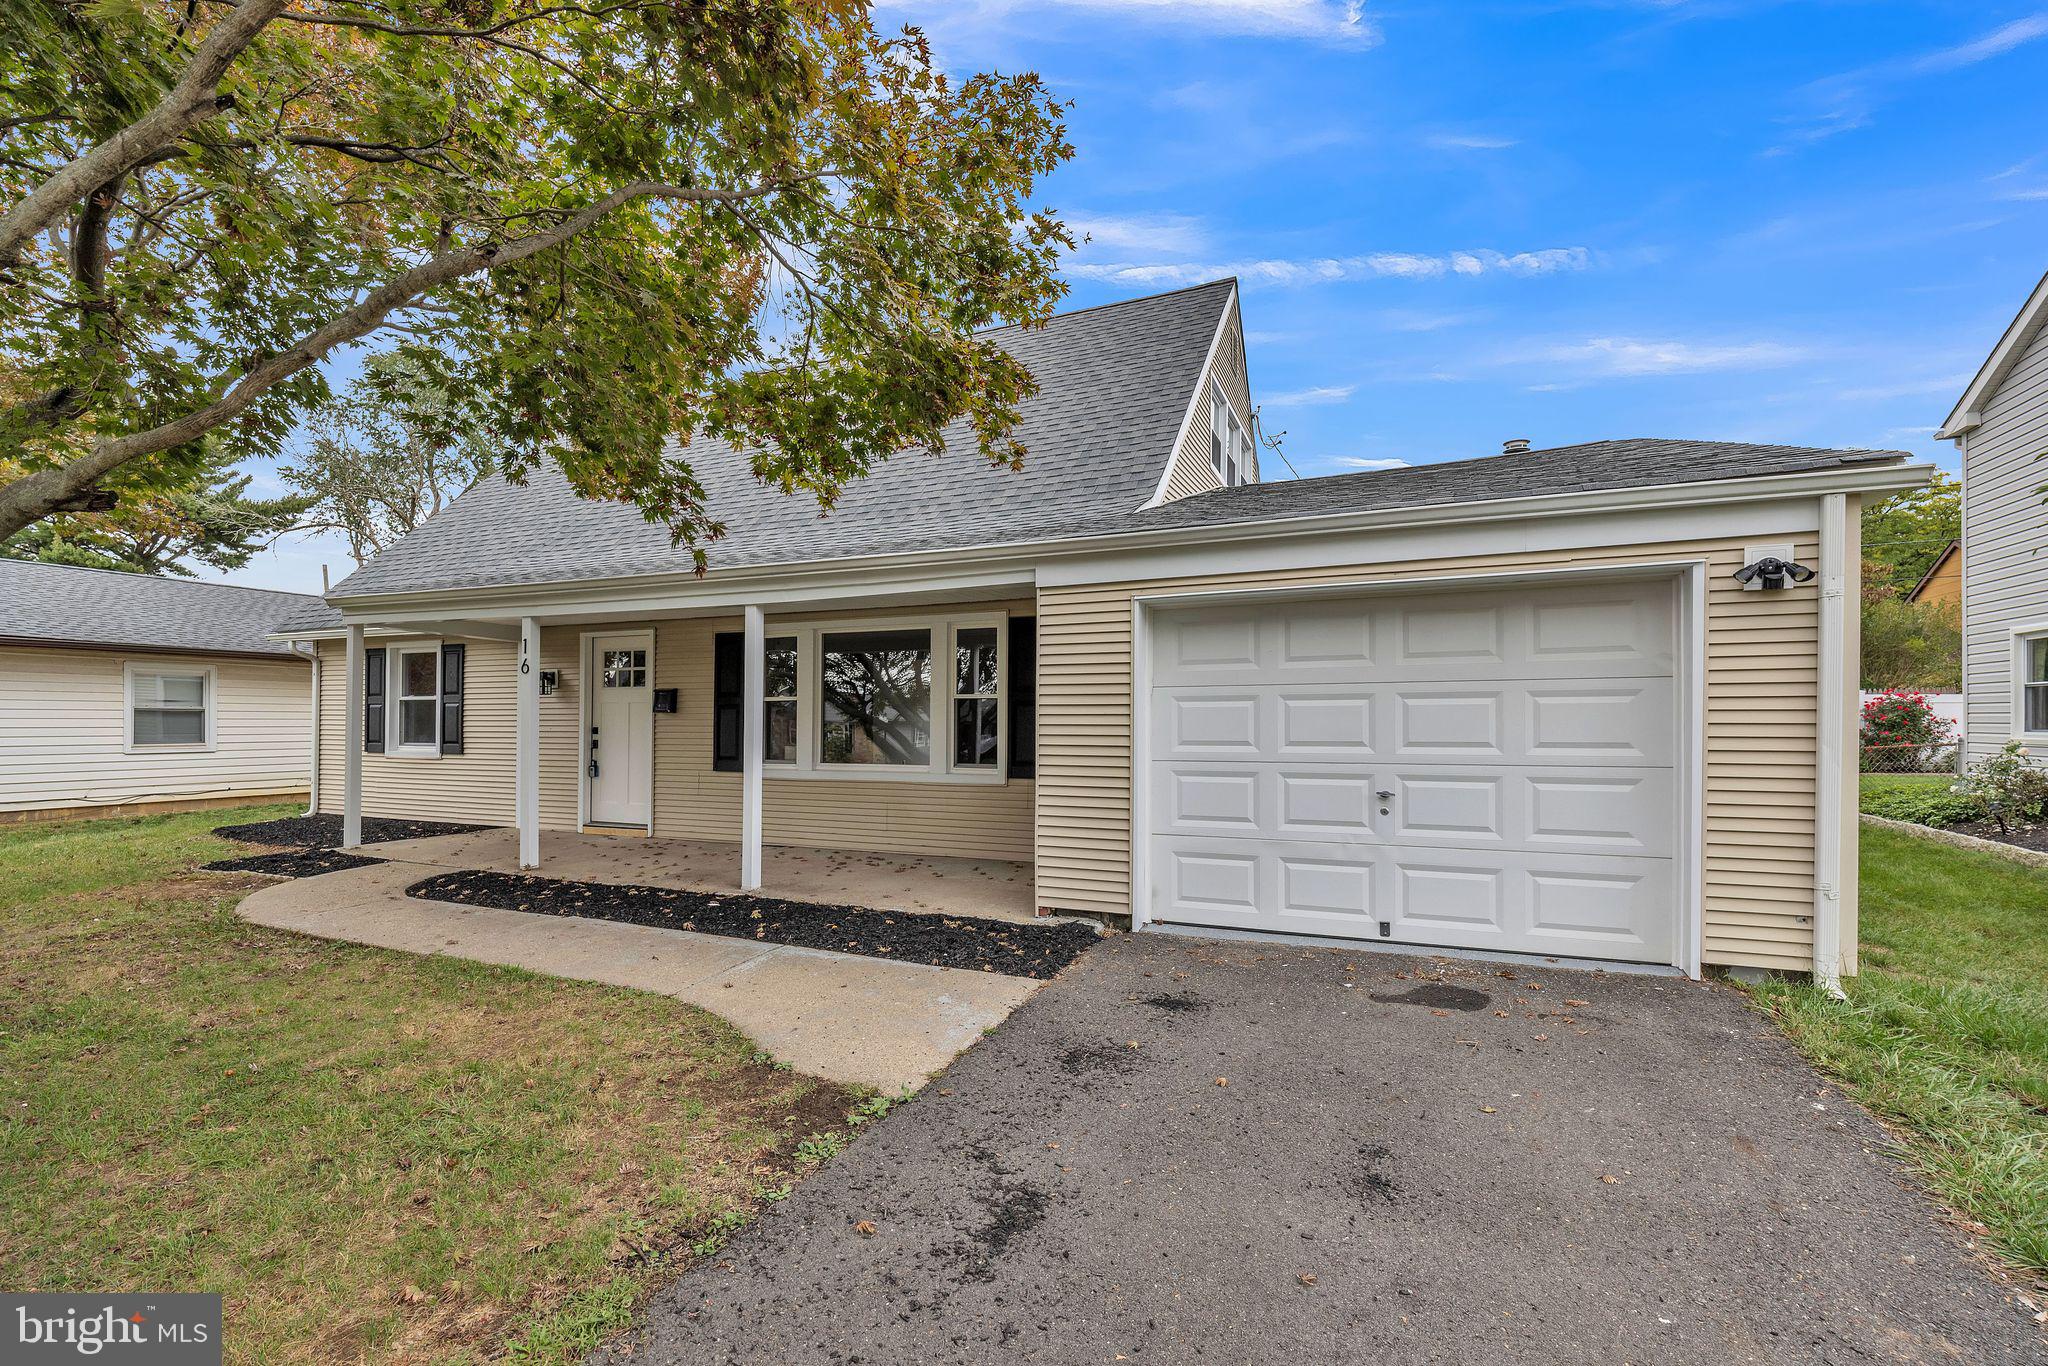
(0, 560, 325, 656)
(328, 279, 1239, 599)
(1112, 438, 1908, 535)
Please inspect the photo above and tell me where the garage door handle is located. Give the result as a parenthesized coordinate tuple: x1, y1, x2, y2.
(1376, 790, 1395, 801)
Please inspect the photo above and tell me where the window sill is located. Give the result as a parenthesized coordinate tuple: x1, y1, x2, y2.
(123, 742, 216, 756)
(384, 747, 443, 760)
(760, 766, 1007, 787)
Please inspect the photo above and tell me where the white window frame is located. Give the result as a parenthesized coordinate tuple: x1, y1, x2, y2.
(388, 641, 443, 758)
(1210, 379, 1253, 489)
(2013, 621, 2048, 741)
(123, 662, 217, 754)
(757, 610, 1007, 784)
(761, 633, 799, 769)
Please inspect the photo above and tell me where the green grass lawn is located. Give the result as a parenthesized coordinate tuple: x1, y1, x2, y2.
(0, 804, 868, 1364)
(1751, 824, 2048, 1276)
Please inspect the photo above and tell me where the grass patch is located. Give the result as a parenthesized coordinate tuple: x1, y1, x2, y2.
(0, 803, 865, 1364)
(1858, 772, 1979, 828)
(1749, 825, 2048, 1276)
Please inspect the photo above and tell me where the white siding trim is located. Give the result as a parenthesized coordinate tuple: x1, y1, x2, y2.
(1125, 561, 1708, 974)
(1141, 282, 1240, 509)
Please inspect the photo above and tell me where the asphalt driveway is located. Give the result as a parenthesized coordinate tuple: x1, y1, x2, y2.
(606, 933, 2044, 1364)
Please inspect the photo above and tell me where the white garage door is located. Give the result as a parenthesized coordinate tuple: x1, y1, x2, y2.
(1145, 579, 1679, 964)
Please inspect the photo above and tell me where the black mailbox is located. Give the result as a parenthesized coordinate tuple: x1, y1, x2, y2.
(652, 688, 678, 714)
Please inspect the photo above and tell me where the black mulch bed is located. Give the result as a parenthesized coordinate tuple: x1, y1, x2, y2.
(212, 813, 494, 848)
(404, 869, 1103, 980)
(203, 849, 386, 878)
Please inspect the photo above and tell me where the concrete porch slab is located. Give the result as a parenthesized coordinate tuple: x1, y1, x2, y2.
(366, 827, 1039, 923)
(236, 860, 1041, 1092)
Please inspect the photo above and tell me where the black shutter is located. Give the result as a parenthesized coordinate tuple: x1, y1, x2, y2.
(712, 631, 743, 772)
(439, 643, 466, 755)
(363, 647, 386, 753)
(1008, 616, 1036, 779)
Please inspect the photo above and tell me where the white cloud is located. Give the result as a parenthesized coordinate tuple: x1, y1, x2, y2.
(1518, 336, 1813, 378)
(1998, 185, 2048, 202)
(1264, 383, 1356, 406)
(1330, 456, 1410, 470)
(1066, 212, 1210, 256)
(1070, 246, 1593, 288)
(1425, 132, 1519, 151)
(1778, 13, 2048, 150)
(876, 0, 1377, 45)
(1830, 372, 1974, 403)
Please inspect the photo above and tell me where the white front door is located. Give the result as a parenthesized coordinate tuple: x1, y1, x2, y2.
(1145, 579, 1681, 965)
(588, 634, 652, 827)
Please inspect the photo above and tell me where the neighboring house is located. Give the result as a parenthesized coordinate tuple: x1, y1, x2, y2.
(0, 561, 318, 822)
(1905, 540, 1960, 607)
(277, 279, 1929, 985)
(1936, 268, 2048, 762)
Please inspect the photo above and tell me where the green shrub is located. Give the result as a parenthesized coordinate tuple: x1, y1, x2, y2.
(1861, 781, 1980, 828)
(1955, 741, 2048, 835)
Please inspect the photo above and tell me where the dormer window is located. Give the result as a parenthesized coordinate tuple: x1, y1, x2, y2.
(1210, 381, 1251, 488)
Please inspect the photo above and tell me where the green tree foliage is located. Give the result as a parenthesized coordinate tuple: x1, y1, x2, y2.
(0, 443, 307, 575)
(1862, 594, 1961, 691)
(0, 1, 1074, 561)
(1861, 473, 1959, 597)
(282, 351, 501, 564)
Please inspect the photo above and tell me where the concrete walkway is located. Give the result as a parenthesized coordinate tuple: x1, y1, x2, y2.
(237, 860, 1039, 1092)
(609, 933, 2045, 1365)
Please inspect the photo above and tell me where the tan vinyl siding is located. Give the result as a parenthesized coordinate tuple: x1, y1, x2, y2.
(0, 645, 308, 815)
(1033, 534, 1824, 973)
(1960, 320, 2048, 760)
(1157, 295, 1254, 502)
(316, 612, 1034, 862)
(315, 635, 518, 826)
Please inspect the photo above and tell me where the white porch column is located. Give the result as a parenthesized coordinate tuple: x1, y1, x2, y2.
(517, 615, 542, 869)
(741, 603, 764, 891)
(341, 624, 364, 849)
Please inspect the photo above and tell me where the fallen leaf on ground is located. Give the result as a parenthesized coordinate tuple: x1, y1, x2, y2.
(854, 1220, 877, 1236)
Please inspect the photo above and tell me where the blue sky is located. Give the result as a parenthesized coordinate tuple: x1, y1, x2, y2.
(220, 0, 2045, 592)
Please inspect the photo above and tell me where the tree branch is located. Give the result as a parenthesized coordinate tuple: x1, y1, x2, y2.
(0, 0, 290, 269)
(0, 172, 825, 541)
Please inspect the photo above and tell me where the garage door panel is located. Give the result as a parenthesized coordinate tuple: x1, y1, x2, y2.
(1160, 691, 1265, 756)
(1277, 692, 1375, 755)
(1525, 682, 1674, 765)
(1388, 848, 1673, 960)
(1277, 771, 1378, 838)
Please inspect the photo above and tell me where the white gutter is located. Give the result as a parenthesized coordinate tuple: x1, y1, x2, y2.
(276, 460, 1935, 634)
(298, 642, 321, 817)
(1812, 491, 1849, 997)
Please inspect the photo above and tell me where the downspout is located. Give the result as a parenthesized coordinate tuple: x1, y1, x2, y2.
(1812, 492, 1849, 997)
(298, 642, 320, 817)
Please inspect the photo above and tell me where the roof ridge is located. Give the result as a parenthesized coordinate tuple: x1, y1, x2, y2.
(0, 558, 325, 600)
(976, 276, 1235, 336)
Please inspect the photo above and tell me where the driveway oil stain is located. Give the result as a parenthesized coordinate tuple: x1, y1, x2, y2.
(1368, 982, 1492, 1012)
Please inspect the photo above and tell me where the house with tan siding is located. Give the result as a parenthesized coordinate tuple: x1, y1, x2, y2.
(276, 280, 1930, 986)
(1936, 268, 2048, 763)
(0, 561, 317, 822)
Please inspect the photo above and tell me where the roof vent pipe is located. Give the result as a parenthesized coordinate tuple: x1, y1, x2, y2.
(1502, 437, 1531, 455)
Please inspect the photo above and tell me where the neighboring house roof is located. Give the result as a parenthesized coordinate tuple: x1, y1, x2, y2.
(1937, 267, 2048, 440)
(1113, 438, 1908, 535)
(1906, 539, 1961, 603)
(323, 279, 1241, 601)
(0, 560, 322, 657)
